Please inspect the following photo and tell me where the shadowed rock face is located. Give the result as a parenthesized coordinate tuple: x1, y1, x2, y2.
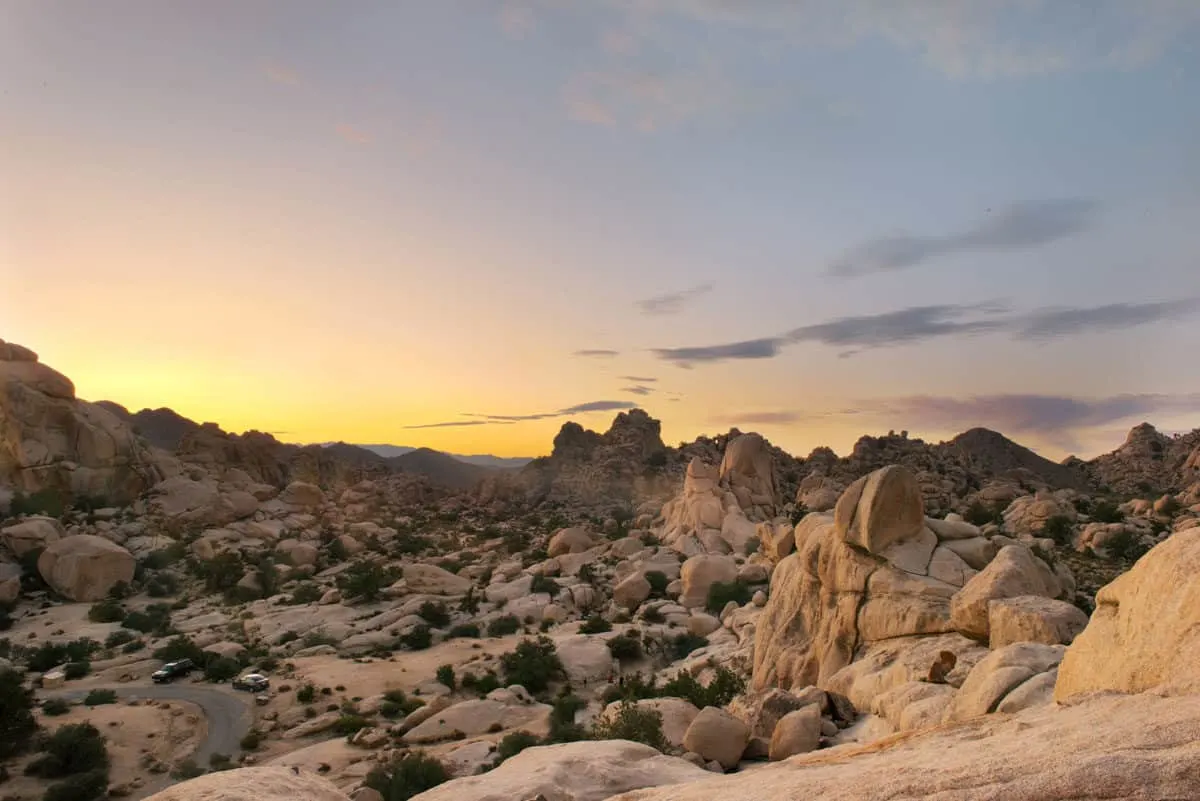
(0, 339, 161, 503)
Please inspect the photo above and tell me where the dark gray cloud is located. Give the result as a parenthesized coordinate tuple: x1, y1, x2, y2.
(651, 336, 785, 367)
(1015, 299, 1200, 340)
(830, 199, 1098, 277)
(622, 385, 656, 396)
(620, 375, 658, 383)
(718, 411, 805, 425)
(650, 297, 1200, 367)
(573, 349, 620, 358)
(406, 400, 637, 429)
(638, 283, 714, 315)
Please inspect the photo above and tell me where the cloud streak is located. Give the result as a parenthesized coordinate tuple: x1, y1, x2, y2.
(638, 283, 714, 315)
(573, 349, 620, 358)
(830, 199, 1098, 277)
(651, 298, 1200, 367)
(405, 400, 638, 429)
(622, 385, 655, 396)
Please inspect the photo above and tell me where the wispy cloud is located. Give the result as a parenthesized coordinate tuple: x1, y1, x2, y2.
(405, 400, 637, 429)
(637, 283, 714, 315)
(335, 123, 372, 145)
(830, 199, 1098, 277)
(620, 376, 657, 383)
(717, 411, 804, 426)
(573, 349, 620, 358)
(622, 385, 656, 396)
(651, 298, 1200, 367)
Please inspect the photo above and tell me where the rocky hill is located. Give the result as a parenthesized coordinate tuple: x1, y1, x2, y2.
(95, 402, 202, 451)
(387, 447, 495, 491)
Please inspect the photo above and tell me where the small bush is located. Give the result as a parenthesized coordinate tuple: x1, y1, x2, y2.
(435, 664, 456, 690)
(547, 692, 587, 743)
(171, 759, 204, 780)
(487, 615, 520, 637)
(643, 571, 669, 598)
(121, 640, 144, 654)
(529, 574, 558, 595)
(579, 614, 612, 634)
(1042, 515, 1075, 547)
(208, 752, 234, 771)
(103, 630, 136, 649)
(963, 501, 1004, 527)
(381, 690, 424, 717)
(398, 625, 432, 651)
(461, 671, 501, 698)
(332, 714, 371, 736)
(239, 731, 261, 751)
(417, 601, 450, 628)
(667, 632, 708, 660)
(500, 636, 565, 694)
(288, 582, 323, 605)
(337, 560, 393, 603)
(83, 689, 117, 706)
(592, 701, 668, 751)
(607, 634, 643, 662)
(0, 667, 37, 758)
(364, 751, 449, 801)
(153, 636, 204, 665)
(447, 623, 480, 639)
(705, 580, 752, 614)
(145, 571, 181, 598)
(1092, 500, 1125, 524)
(296, 684, 316, 703)
(42, 698, 71, 716)
(661, 666, 745, 708)
(204, 657, 241, 683)
(641, 606, 665, 624)
(1105, 529, 1152, 562)
(63, 662, 90, 680)
(26, 722, 109, 778)
(86, 600, 123, 624)
(494, 730, 540, 765)
(42, 769, 110, 801)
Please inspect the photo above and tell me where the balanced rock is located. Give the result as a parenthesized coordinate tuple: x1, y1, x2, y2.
(834, 466, 924, 554)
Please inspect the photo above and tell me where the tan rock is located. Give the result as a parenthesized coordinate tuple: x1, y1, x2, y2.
(682, 707, 750, 770)
(142, 766, 350, 801)
(1, 516, 64, 556)
(601, 698, 700, 748)
(943, 643, 1063, 723)
(834, 466, 924, 555)
(987, 596, 1089, 648)
(949, 545, 1061, 641)
(678, 554, 737, 609)
(614, 572, 652, 610)
(404, 698, 550, 743)
(402, 563, 471, 596)
(279, 481, 324, 510)
(0, 561, 20, 603)
(729, 687, 826, 739)
(758, 521, 795, 563)
(768, 705, 822, 760)
(37, 534, 135, 601)
(548, 527, 595, 557)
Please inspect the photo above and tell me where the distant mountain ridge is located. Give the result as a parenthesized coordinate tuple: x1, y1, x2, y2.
(354, 444, 533, 470)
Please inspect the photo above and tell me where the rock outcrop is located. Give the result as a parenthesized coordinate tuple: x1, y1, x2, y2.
(37, 534, 135, 601)
(143, 766, 350, 801)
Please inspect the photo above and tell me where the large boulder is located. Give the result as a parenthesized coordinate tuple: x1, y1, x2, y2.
(949, 545, 1062, 641)
(402, 563, 471, 596)
(600, 698, 700, 748)
(834, 465, 924, 554)
(719, 433, 777, 512)
(0, 561, 20, 603)
(768, 704, 822, 760)
(1056, 527, 1200, 701)
(548, 527, 595, 557)
(987, 596, 1089, 648)
(143, 766, 349, 801)
(682, 707, 750, 770)
(678, 554, 738, 609)
(1, 516, 64, 556)
(407, 739, 709, 801)
(0, 340, 160, 503)
(37, 534, 135, 601)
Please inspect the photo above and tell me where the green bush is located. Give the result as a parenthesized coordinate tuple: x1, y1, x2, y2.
(239, 731, 261, 751)
(288, 582, 323, 605)
(121, 640, 144, 654)
(26, 639, 99, 673)
(25, 722, 109, 778)
(1105, 529, 1152, 562)
(296, 684, 316, 703)
(42, 769, 110, 801)
(579, 614, 612, 634)
(417, 601, 450, 628)
(203, 657, 241, 683)
(42, 697, 72, 716)
(86, 600, 123, 624)
(103, 630, 136, 649)
(198, 551, 245, 593)
(336, 560, 393, 603)
(494, 730, 540, 765)
(1042, 515, 1075, 547)
(1092, 500, 1125, 524)
(963, 501, 1004, 527)
(667, 632, 708, 660)
(547, 692, 587, 743)
(121, 603, 173, 636)
(10, 488, 67, 518)
(381, 690, 424, 718)
(643, 571, 669, 598)
(63, 662, 90, 680)
(592, 701, 668, 751)
(171, 759, 204, 780)
(607, 634, 643, 662)
(364, 751, 450, 801)
(0, 668, 37, 758)
(83, 689, 117, 706)
(705, 580, 753, 614)
(487, 615, 521, 637)
(529, 574, 558, 595)
(641, 606, 665, 624)
(500, 636, 565, 694)
(145, 572, 180, 598)
(447, 623, 480, 639)
(661, 667, 745, 708)
(399, 625, 432, 651)
(153, 636, 204, 665)
(461, 671, 501, 697)
(141, 543, 187, 571)
(332, 714, 372, 736)
(435, 664, 456, 690)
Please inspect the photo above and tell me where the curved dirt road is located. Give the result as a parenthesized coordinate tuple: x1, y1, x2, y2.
(45, 683, 253, 797)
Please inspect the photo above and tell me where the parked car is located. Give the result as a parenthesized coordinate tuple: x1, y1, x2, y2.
(232, 673, 270, 693)
(151, 659, 196, 684)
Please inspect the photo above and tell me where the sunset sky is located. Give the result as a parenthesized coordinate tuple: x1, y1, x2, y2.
(4, 1, 1200, 460)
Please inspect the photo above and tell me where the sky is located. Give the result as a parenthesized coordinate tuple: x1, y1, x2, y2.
(3, 1, 1200, 461)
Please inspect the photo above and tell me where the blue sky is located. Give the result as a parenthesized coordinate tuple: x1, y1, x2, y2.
(4, 1, 1200, 458)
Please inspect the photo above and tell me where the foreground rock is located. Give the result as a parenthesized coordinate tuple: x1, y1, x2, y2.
(144, 766, 350, 801)
(409, 739, 710, 801)
(37, 534, 135, 601)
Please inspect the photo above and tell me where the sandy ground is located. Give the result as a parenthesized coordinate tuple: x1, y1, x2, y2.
(6, 699, 205, 799)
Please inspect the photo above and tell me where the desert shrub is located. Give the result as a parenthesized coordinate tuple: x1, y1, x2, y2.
(381, 690, 424, 717)
(364, 751, 450, 801)
(643, 571, 669, 598)
(494, 730, 540, 765)
(547, 692, 587, 743)
(705, 580, 752, 614)
(790, 503, 810, 526)
(26, 722, 109, 778)
(641, 606, 665, 624)
(592, 701, 668, 751)
(239, 731, 261, 751)
(103, 630, 136, 649)
(435, 664, 456, 690)
(153, 636, 204, 665)
(209, 752, 234, 771)
(667, 632, 708, 660)
(579, 614, 612, 634)
(0, 668, 37, 758)
(529, 574, 558, 595)
(607, 634, 643, 662)
(398, 625, 432, 651)
(302, 630, 339, 648)
(963, 501, 1004, 527)
(500, 636, 564, 694)
(1042, 515, 1075, 547)
(288, 582, 323, 605)
(417, 601, 450, 628)
(26, 639, 98, 673)
(337, 560, 393, 603)
(42, 770, 110, 801)
(42, 697, 72, 716)
(296, 684, 316, 703)
(83, 689, 116, 706)
(661, 667, 745, 708)
(121, 640, 144, 654)
(332, 714, 371, 736)
(86, 600, 123, 624)
(1105, 529, 1152, 562)
(0, 602, 13, 631)
(447, 623, 480, 639)
(10, 488, 67, 518)
(62, 662, 90, 680)
(171, 759, 204, 780)
(121, 603, 173, 635)
(1092, 500, 1125, 524)
(197, 551, 244, 593)
(141, 543, 187, 571)
(145, 571, 181, 598)
(487, 615, 520, 637)
(461, 670, 501, 697)
(204, 657, 241, 682)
